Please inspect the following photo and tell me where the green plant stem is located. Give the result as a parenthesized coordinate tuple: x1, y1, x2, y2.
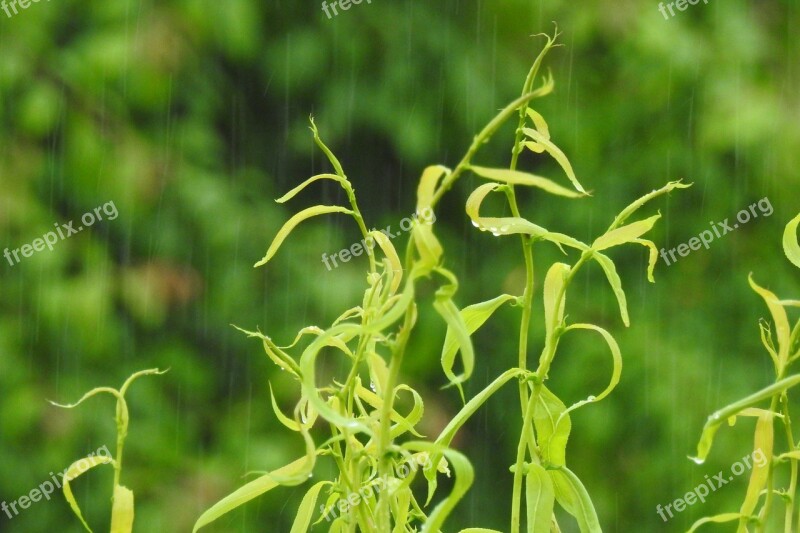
(376, 302, 416, 530)
(781, 394, 798, 532)
(429, 90, 546, 211)
(757, 393, 782, 533)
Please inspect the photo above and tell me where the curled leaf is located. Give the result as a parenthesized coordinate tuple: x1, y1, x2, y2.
(255, 205, 354, 267)
(784, 212, 800, 268)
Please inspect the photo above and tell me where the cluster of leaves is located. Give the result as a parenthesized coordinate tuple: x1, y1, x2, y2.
(186, 31, 686, 533)
(50, 369, 167, 533)
(52, 32, 689, 533)
(687, 213, 800, 533)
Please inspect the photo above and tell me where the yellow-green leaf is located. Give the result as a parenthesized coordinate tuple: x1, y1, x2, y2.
(276, 174, 347, 203)
(289, 481, 331, 533)
(605, 181, 691, 232)
(368, 229, 403, 295)
(737, 414, 773, 529)
(544, 263, 569, 342)
(441, 294, 517, 394)
(417, 165, 450, 212)
(687, 513, 743, 533)
(533, 385, 570, 466)
(402, 442, 473, 533)
(592, 213, 661, 251)
(193, 456, 310, 532)
(549, 466, 601, 533)
(465, 183, 589, 249)
(110, 485, 134, 533)
(526, 462, 555, 533)
(521, 127, 586, 194)
(783, 213, 800, 268)
(561, 323, 622, 414)
(749, 274, 791, 368)
(592, 252, 630, 327)
(254, 205, 354, 267)
(62, 455, 115, 533)
(469, 166, 584, 198)
(690, 375, 800, 463)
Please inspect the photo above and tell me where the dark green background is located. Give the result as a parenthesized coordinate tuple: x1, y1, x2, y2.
(1, 0, 799, 531)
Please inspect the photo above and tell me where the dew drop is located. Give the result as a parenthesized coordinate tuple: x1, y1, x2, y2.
(587, 395, 596, 402)
(471, 220, 479, 227)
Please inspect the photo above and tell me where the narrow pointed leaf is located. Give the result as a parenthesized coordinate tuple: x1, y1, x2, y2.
(521, 128, 586, 193)
(592, 252, 630, 327)
(255, 206, 354, 267)
(687, 513, 743, 532)
(691, 375, 800, 463)
(526, 462, 555, 533)
(417, 165, 450, 211)
(276, 174, 347, 203)
(784, 213, 800, 268)
(561, 323, 622, 413)
(110, 485, 135, 533)
(289, 481, 331, 533)
(549, 466, 601, 533)
(193, 456, 310, 532)
(737, 414, 774, 525)
(749, 274, 791, 367)
(469, 166, 583, 198)
(533, 385, 571, 466)
(441, 294, 517, 394)
(62, 455, 115, 533)
(606, 181, 691, 231)
(592, 213, 661, 251)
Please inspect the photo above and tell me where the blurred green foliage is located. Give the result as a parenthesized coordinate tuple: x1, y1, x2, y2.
(0, 0, 798, 531)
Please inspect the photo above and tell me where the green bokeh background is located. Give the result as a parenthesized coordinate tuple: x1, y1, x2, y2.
(1, 0, 799, 531)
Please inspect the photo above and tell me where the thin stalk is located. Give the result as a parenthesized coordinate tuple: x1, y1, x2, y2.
(757, 392, 781, 532)
(781, 394, 798, 532)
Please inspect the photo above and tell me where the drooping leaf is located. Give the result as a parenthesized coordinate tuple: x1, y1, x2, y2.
(440, 294, 517, 394)
(366, 229, 404, 294)
(62, 455, 116, 533)
(605, 181, 691, 232)
(432, 268, 474, 400)
(784, 213, 800, 268)
(110, 485, 134, 533)
(469, 166, 584, 198)
(533, 385, 570, 466)
(737, 413, 774, 529)
(592, 214, 661, 251)
(289, 481, 331, 533)
(417, 165, 451, 212)
(749, 274, 792, 368)
(549, 466, 601, 533)
(687, 513, 743, 532)
(526, 462, 555, 533)
(591, 251, 630, 327)
(521, 128, 586, 194)
(430, 368, 530, 503)
(276, 174, 348, 204)
(561, 323, 622, 414)
(543, 263, 569, 342)
(254, 206, 354, 267)
(690, 375, 800, 463)
(402, 442, 474, 533)
(193, 456, 310, 532)
(465, 183, 589, 249)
